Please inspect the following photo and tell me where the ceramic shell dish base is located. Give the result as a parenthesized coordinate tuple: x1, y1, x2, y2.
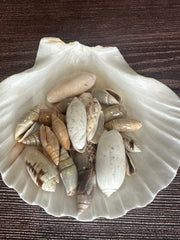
(0, 37, 180, 221)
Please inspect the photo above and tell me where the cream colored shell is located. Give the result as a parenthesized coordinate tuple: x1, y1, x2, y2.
(96, 130, 126, 197)
(66, 97, 87, 152)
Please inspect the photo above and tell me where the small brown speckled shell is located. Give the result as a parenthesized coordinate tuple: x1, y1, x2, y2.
(38, 109, 65, 126)
(105, 118, 142, 132)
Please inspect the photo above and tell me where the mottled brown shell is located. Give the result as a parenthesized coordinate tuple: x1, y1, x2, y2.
(105, 118, 142, 132)
(86, 98, 102, 142)
(39, 109, 65, 126)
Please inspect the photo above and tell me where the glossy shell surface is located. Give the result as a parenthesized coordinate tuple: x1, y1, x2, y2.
(66, 97, 87, 153)
(0, 37, 179, 221)
(96, 130, 126, 197)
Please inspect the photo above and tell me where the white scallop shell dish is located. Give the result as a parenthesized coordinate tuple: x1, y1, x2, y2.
(0, 37, 179, 221)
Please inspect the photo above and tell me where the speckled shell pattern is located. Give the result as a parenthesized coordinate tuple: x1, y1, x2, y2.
(38, 109, 65, 126)
(86, 98, 102, 142)
(96, 130, 126, 197)
(66, 97, 87, 153)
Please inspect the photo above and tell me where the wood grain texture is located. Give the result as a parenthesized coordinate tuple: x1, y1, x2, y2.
(0, 1, 179, 239)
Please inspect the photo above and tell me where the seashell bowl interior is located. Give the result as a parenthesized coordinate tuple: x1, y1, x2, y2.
(0, 37, 179, 221)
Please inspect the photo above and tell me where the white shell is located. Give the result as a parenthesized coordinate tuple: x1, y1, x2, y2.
(96, 130, 126, 197)
(66, 97, 87, 152)
(0, 37, 179, 221)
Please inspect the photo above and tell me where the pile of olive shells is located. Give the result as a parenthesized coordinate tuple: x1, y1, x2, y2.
(14, 72, 142, 215)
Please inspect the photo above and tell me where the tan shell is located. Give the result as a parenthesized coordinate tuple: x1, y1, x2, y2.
(105, 118, 142, 132)
(40, 124, 60, 166)
(122, 134, 141, 152)
(66, 97, 87, 153)
(103, 104, 126, 123)
(126, 151, 136, 176)
(24, 148, 58, 192)
(86, 98, 102, 142)
(51, 114, 70, 150)
(15, 105, 40, 142)
(38, 109, 65, 126)
(96, 130, 126, 197)
(22, 130, 41, 146)
(92, 88, 121, 105)
(47, 72, 96, 103)
(79, 92, 93, 107)
(59, 147, 78, 196)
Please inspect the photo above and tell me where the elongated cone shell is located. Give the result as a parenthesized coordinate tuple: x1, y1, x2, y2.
(86, 98, 102, 142)
(51, 114, 70, 150)
(86, 142, 97, 167)
(103, 104, 126, 123)
(39, 109, 65, 126)
(105, 118, 142, 132)
(47, 72, 96, 103)
(24, 148, 58, 192)
(47, 97, 74, 114)
(59, 147, 78, 196)
(92, 88, 121, 105)
(22, 130, 41, 146)
(126, 151, 136, 176)
(66, 97, 87, 153)
(72, 142, 97, 172)
(122, 134, 141, 152)
(15, 105, 40, 142)
(77, 169, 96, 215)
(71, 150, 91, 172)
(96, 130, 126, 197)
(37, 146, 60, 183)
(90, 111, 104, 144)
(40, 125, 60, 165)
(79, 92, 93, 107)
